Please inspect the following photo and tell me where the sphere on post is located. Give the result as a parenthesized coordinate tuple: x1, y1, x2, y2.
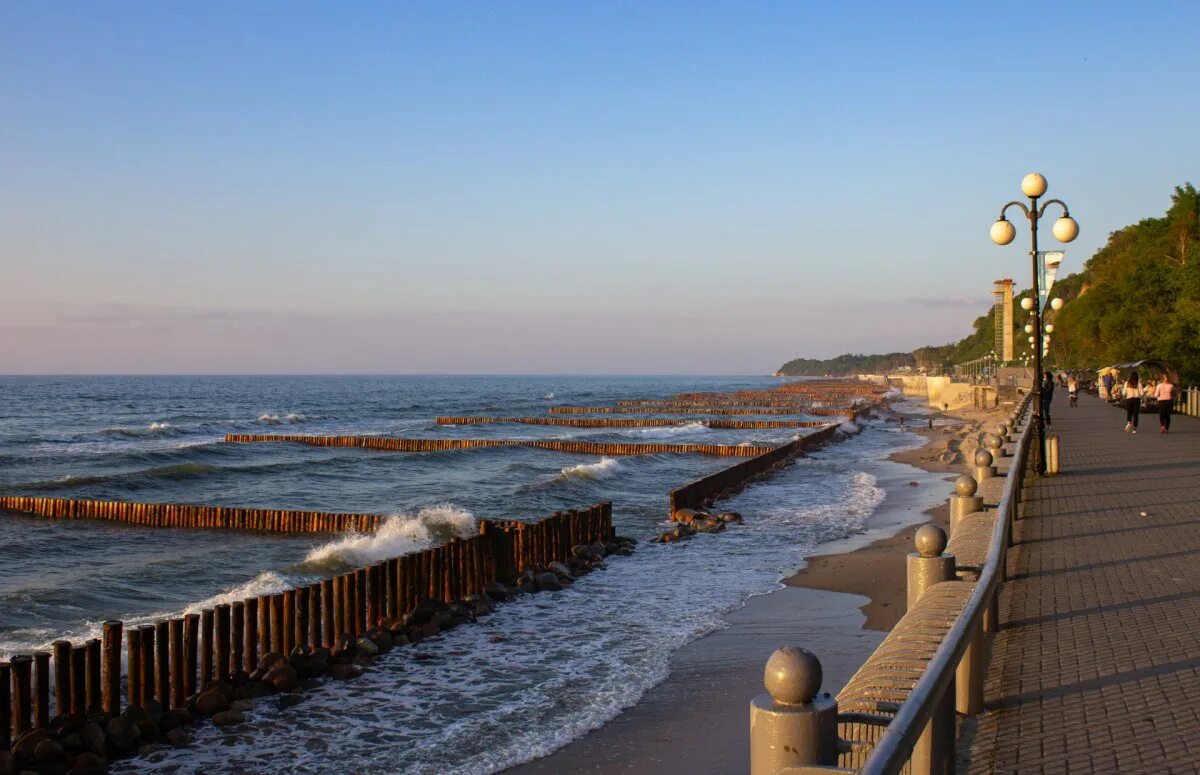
(749, 647, 839, 773)
(908, 524, 954, 609)
(949, 475, 984, 530)
(1053, 216, 1079, 243)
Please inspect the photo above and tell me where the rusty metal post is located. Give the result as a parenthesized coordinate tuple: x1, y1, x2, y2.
(748, 647, 838, 774)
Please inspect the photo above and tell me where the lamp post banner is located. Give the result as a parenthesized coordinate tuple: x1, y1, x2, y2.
(1038, 251, 1064, 307)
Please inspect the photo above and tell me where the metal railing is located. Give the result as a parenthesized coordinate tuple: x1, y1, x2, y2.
(749, 395, 1034, 774)
(858, 402, 1031, 772)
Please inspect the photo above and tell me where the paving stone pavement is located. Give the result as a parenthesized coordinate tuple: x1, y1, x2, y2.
(960, 393, 1200, 774)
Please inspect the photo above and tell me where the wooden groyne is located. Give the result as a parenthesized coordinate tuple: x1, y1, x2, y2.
(224, 435, 777, 458)
(616, 399, 828, 408)
(435, 416, 831, 429)
(548, 406, 857, 419)
(0, 503, 615, 769)
(669, 424, 841, 514)
(0, 496, 386, 534)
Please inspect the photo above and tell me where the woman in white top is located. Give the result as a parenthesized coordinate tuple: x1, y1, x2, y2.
(1124, 373, 1141, 433)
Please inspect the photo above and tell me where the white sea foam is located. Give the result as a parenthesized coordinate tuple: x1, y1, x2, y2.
(543, 392, 555, 400)
(184, 571, 293, 614)
(839, 419, 862, 434)
(557, 457, 621, 481)
(148, 421, 172, 431)
(257, 412, 308, 425)
(302, 506, 476, 570)
(622, 421, 708, 438)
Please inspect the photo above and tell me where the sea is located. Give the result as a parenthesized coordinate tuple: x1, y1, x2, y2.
(0, 375, 934, 773)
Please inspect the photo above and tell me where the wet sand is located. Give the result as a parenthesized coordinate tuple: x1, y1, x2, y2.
(506, 402, 1006, 774)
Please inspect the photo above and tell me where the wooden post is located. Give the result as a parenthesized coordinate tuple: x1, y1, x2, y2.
(366, 564, 379, 627)
(70, 645, 88, 715)
(308, 584, 321, 650)
(200, 610, 214, 690)
(102, 621, 122, 717)
(244, 599, 259, 672)
(53, 640, 72, 717)
(257, 594, 272, 658)
(126, 629, 142, 708)
(0, 663, 10, 751)
(136, 626, 155, 706)
(150, 623, 167, 708)
(281, 590, 296, 655)
(88, 638, 103, 714)
(215, 604, 231, 683)
(353, 570, 366, 637)
(321, 579, 334, 648)
(32, 651, 50, 728)
(295, 587, 308, 651)
(11, 655, 32, 736)
(333, 575, 346, 642)
(270, 594, 285, 654)
(184, 614, 199, 698)
(230, 601, 245, 675)
(169, 618, 185, 709)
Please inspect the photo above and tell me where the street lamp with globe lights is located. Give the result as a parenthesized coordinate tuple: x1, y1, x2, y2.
(991, 173, 1078, 474)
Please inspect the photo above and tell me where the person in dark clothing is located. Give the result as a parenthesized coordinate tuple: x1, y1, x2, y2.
(1123, 372, 1141, 433)
(1040, 371, 1055, 429)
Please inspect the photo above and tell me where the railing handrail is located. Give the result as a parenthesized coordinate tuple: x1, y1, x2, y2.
(857, 395, 1034, 774)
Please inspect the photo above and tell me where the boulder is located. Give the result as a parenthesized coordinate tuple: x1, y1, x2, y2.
(534, 573, 563, 592)
(78, 722, 107, 757)
(211, 710, 245, 727)
(547, 561, 574, 579)
(327, 664, 363, 681)
(194, 687, 231, 716)
(0, 751, 13, 775)
(235, 681, 273, 701)
(716, 512, 744, 524)
(671, 508, 705, 526)
(33, 739, 66, 764)
(330, 635, 356, 661)
(165, 728, 192, 748)
(570, 544, 592, 561)
(104, 717, 141, 755)
(10, 729, 51, 762)
(264, 665, 299, 692)
(160, 708, 193, 732)
(71, 751, 109, 772)
(59, 732, 82, 755)
(483, 581, 509, 602)
(355, 637, 380, 660)
(588, 542, 607, 558)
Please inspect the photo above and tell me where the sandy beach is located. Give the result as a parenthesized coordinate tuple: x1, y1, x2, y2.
(508, 399, 1007, 774)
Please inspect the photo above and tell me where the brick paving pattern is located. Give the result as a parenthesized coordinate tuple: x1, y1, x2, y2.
(962, 393, 1200, 775)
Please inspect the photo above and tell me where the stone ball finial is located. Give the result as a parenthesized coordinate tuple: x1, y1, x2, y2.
(993, 423, 1010, 438)
(954, 474, 978, 497)
(915, 524, 947, 557)
(974, 449, 994, 467)
(764, 646, 822, 705)
(983, 433, 1002, 450)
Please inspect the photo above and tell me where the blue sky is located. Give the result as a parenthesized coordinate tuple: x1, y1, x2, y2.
(2, 2, 1196, 373)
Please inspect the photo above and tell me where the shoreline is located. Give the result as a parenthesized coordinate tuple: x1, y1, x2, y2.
(507, 400, 1000, 774)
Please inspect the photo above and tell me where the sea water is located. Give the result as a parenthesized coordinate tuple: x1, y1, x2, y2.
(0, 375, 929, 773)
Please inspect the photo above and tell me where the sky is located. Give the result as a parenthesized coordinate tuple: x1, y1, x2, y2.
(2, 1, 1197, 374)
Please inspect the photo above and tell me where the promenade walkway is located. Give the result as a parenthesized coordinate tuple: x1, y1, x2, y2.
(962, 393, 1200, 774)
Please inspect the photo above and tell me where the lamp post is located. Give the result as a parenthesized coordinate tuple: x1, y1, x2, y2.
(990, 173, 1078, 475)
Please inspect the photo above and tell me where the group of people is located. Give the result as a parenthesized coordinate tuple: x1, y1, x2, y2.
(1117, 372, 1176, 434)
(1041, 369, 1176, 434)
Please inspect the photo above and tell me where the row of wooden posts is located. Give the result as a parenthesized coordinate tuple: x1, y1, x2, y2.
(223, 435, 777, 458)
(1, 503, 613, 750)
(547, 406, 857, 419)
(0, 496, 385, 534)
(615, 399, 834, 408)
(670, 425, 840, 513)
(434, 416, 832, 429)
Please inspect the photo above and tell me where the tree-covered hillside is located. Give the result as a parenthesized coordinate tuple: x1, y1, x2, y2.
(777, 183, 1200, 382)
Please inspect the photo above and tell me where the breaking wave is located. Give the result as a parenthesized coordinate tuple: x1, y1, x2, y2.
(622, 421, 708, 438)
(301, 506, 477, 570)
(557, 457, 622, 481)
(258, 413, 308, 425)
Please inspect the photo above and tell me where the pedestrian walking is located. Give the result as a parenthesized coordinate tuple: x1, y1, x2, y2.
(1102, 371, 1114, 401)
(1041, 371, 1055, 429)
(1154, 374, 1175, 433)
(1123, 373, 1141, 433)
(1067, 375, 1078, 407)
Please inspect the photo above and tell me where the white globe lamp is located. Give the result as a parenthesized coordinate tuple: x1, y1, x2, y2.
(1020, 297, 1034, 311)
(990, 219, 1016, 245)
(1044, 324, 1054, 333)
(1021, 172, 1048, 198)
(1053, 216, 1079, 243)
(1050, 297, 1064, 311)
